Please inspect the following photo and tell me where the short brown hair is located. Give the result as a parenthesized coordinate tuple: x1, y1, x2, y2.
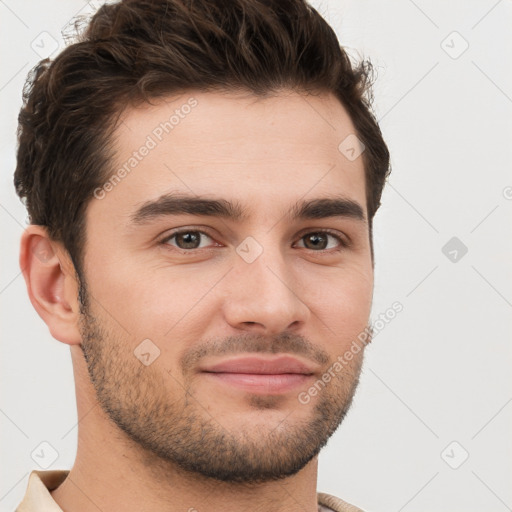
(14, 0, 390, 278)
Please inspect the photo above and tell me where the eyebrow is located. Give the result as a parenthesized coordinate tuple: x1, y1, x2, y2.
(130, 193, 366, 225)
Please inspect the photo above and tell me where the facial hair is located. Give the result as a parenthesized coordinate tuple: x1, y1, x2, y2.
(78, 293, 365, 484)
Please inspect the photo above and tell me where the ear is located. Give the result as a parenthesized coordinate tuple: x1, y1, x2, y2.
(19, 225, 82, 345)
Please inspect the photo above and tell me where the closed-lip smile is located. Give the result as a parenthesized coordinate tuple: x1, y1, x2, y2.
(199, 355, 318, 375)
(198, 355, 319, 395)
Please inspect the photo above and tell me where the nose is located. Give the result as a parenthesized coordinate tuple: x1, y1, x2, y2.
(220, 243, 311, 335)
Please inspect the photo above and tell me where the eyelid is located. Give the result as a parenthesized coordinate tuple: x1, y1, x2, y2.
(294, 228, 350, 251)
(158, 226, 350, 252)
(158, 227, 218, 248)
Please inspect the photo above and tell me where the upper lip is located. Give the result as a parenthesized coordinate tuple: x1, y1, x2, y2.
(199, 355, 318, 375)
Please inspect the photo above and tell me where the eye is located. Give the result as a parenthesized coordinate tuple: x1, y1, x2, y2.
(295, 230, 347, 252)
(159, 228, 348, 253)
(160, 230, 216, 250)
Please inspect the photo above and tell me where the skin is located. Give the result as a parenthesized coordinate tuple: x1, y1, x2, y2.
(20, 89, 374, 512)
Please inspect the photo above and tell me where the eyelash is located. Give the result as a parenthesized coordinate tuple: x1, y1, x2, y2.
(158, 228, 349, 253)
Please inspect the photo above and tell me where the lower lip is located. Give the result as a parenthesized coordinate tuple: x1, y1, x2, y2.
(202, 372, 312, 394)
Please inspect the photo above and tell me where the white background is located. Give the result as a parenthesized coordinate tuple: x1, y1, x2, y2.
(1, 1, 511, 511)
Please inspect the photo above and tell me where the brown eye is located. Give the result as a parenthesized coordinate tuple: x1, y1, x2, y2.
(162, 230, 214, 250)
(296, 231, 345, 251)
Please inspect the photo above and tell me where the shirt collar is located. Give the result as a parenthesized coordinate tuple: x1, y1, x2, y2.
(16, 470, 359, 512)
(16, 469, 68, 512)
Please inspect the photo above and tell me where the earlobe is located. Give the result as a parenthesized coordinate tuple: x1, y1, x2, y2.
(20, 226, 82, 346)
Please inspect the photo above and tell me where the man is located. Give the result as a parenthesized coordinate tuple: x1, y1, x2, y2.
(14, 0, 390, 510)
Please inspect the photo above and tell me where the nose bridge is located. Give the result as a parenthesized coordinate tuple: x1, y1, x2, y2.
(222, 235, 310, 333)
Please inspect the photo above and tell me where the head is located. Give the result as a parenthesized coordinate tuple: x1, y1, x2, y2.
(16, 0, 390, 484)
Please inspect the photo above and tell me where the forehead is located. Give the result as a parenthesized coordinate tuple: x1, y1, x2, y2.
(89, 89, 367, 225)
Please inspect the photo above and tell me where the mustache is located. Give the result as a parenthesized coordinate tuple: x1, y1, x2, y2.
(179, 331, 330, 373)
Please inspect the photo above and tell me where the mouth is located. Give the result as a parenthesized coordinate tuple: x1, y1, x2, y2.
(199, 355, 317, 395)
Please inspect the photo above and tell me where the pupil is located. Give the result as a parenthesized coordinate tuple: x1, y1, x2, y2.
(178, 232, 200, 248)
(306, 233, 326, 250)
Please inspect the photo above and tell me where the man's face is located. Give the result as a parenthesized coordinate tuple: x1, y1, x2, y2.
(78, 89, 373, 483)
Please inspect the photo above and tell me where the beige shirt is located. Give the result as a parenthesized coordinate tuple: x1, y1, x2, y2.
(16, 470, 365, 512)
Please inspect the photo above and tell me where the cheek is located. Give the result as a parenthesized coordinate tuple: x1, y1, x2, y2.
(303, 265, 373, 344)
(86, 255, 222, 342)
